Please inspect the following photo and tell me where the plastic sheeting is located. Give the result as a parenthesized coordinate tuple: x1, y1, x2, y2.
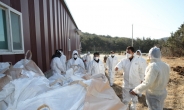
(13, 50, 44, 76)
(15, 84, 86, 110)
(0, 72, 124, 110)
(1, 75, 124, 110)
(0, 101, 7, 110)
(0, 75, 12, 91)
(13, 59, 29, 68)
(0, 77, 51, 109)
(0, 51, 124, 110)
(0, 74, 87, 110)
(13, 59, 44, 77)
(0, 74, 5, 78)
(0, 62, 10, 73)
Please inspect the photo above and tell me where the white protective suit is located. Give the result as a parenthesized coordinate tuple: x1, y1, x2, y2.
(87, 59, 105, 76)
(67, 50, 85, 76)
(60, 51, 66, 71)
(49, 57, 66, 84)
(135, 50, 147, 69)
(115, 54, 146, 109)
(133, 47, 170, 110)
(82, 52, 92, 69)
(50, 57, 65, 75)
(106, 55, 118, 86)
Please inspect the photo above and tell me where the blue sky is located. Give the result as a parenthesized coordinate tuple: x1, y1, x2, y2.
(66, 0, 184, 39)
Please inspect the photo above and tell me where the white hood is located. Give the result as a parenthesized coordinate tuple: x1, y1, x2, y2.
(135, 50, 142, 57)
(148, 46, 161, 60)
(72, 50, 78, 58)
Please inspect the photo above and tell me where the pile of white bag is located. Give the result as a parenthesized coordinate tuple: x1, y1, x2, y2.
(0, 50, 124, 110)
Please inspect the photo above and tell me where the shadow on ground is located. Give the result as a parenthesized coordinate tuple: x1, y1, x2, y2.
(111, 83, 123, 99)
(138, 94, 148, 108)
(111, 83, 148, 107)
(163, 108, 173, 110)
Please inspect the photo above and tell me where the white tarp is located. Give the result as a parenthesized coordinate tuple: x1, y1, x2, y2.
(0, 77, 51, 109)
(0, 62, 10, 73)
(0, 61, 124, 110)
(15, 82, 88, 110)
(0, 75, 90, 110)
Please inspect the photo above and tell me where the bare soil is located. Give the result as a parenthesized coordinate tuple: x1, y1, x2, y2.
(106, 57, 184, 110)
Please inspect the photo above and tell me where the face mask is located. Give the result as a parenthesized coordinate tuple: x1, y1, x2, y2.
(135, 54, 140, 57)
(74, 55, 77, 58)
(111, 54, 114, 57)
(126, 53, 132, 58)
(94, 57, 99, 61)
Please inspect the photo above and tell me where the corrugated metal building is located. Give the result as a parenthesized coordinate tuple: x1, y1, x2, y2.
(0, 0, 81, 72)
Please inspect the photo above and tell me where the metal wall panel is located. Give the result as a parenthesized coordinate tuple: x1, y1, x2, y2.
(0, 0, 80, 72)
(20, 0, 31, 60)
(0, 0, 10, 6)
(39, 0, 50, 71)
(43, 0, 50, 70)
(52, 0, 56, 50)
(34, 0, 43, 70)
(28, 0, 37, 64)
(54, 0, 58, 49)
(46, 0, 52, 65)
(57, 0, 61, 48)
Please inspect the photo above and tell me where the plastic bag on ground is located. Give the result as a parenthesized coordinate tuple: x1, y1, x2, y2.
(13, 50, 44, 77)
(12, 84, 86, 110)
(0, 62, 10, 73)
(13, 59, 29, 68)
(0, 75, 12, 91)
(4, 67, 27, 80)
(0, 101, 7, 110)
(0, 73, 5, 78)
(48, 73, 66, 88)
(48, 68, 84, 87)
(3, 74, 124, 110)
(0, 76, 51, 109)
(83, 74, 124, 110)
(0, 57, 124, 110)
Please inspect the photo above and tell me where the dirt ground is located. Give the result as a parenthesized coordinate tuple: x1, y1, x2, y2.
(106, 57, 184, 110)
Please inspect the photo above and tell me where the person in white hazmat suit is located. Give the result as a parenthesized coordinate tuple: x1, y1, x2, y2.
(82, 52, 92, 69)
(106, 51, 118, 86)
(49, 50, 66, 86)
(67, 50, 85, 75)
(59, 49, 66, 71)
(50, 50, 65, 75)
(135, 50, 147, 68)
(115, 46, 146, 110)
(130, 46, 170, 110)
(87, 52, 105, 75)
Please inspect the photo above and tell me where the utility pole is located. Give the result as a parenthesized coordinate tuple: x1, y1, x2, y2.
(132, 24, 133, 47)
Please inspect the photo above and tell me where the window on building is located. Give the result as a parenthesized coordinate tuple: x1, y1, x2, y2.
(0, 2, 24, 55)
(0, 7, 8, 50)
